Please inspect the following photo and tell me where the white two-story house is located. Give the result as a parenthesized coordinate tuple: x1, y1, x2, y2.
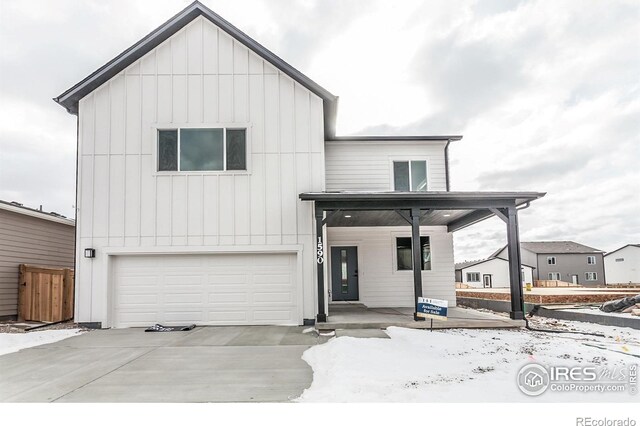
(54, 2, 544, 328)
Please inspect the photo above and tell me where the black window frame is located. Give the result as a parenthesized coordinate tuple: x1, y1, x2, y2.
(157, 127, 247, 172)
(395, 236, 431, 271)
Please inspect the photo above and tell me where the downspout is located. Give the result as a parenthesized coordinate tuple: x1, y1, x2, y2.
(444, 139, 451, 192)
(73, 113, 79, 322)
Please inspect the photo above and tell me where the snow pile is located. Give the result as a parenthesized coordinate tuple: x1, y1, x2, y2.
(0, 329, 84, 356)
(297, 323, 639, 402)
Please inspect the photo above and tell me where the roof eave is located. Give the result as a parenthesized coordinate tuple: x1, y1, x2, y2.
(326, 135, 463, 142)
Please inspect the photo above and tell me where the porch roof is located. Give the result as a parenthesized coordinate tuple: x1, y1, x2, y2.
(299, 191, 545, 232)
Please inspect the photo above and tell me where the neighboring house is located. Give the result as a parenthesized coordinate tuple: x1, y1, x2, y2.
(53, 2, 544, 328)
(492, 241, 605, 286)
(604, 244, 640, 285)
(0, 200, 75, 319)
(455, 257, 535, 288)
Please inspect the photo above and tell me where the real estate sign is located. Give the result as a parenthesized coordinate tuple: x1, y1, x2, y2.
(417, 297, 448, 320)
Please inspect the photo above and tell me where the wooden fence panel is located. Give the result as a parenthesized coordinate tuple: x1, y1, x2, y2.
(18, 264, 75, 322)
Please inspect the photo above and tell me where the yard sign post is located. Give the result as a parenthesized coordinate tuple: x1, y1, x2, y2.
(416, 297, 448, 331)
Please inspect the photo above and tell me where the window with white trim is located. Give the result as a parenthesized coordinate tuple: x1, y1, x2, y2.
(547, 256, 556, 265)
(548, 272, 561, 280)
(393, 161, 427, 191)
(466, 272, 480, 282)
(587, 256, 596, 265)
(158, 128, 246, 172)
(585, 272, 598, 281)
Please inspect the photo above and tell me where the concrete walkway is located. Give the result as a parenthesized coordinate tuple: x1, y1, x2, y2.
(0, 326, 343, 403)
(318, 304, 524, 330)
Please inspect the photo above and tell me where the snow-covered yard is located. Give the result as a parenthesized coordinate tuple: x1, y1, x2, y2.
(0, 329, 84, 356)
(297, 318, 639, 402)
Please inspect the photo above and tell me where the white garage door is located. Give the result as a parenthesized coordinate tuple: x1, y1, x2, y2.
(112, 253, 299, 328)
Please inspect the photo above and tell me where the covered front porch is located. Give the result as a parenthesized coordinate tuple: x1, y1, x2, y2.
(299, 191, 545, 326)
(316, 304, 525, 330)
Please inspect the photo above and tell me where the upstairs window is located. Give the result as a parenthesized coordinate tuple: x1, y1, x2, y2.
(587, 256, 596, 265)
(393, 161, 427, 191)
(466, 272, 480, 282)
(547, 256, 556, 265)
(158, 128, 246, 172)
(396, 236, 431, 271)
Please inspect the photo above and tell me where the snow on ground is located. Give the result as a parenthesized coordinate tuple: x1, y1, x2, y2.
(297, 319, 640, 403)
(0, 329, 84, 356)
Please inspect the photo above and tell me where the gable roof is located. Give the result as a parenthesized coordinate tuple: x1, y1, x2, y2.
(54, 1, 339, 137)
(491, 241, 604, 257)
(521, 241, 603, 254)
(604, 244, 640, 257)
(0, 200, 75, 226)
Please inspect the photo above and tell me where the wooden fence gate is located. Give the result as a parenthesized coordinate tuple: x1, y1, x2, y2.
(18, 265, 75, 322)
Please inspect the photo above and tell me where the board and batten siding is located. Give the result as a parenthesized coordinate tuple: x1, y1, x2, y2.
(75, 16, 325, 324)
(325, 140, 448, 191)
(326, 226, 456, 308)
(0, 209, 75, 317)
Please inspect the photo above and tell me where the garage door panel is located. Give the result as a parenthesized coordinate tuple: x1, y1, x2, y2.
(252, 310, 294, 321)
(163, 293, 203, 304)
(253, 274, 292, 285)
(119, 294, 159, 305)
(208, 311, 248, 322)
(208, 293, 249, 303)
(113, 253, 299, 327)
(206, 275, 248, 285)
(252, 292, 293, 304)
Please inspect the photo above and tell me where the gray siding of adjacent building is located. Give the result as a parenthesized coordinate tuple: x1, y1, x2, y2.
(0, 209, 75, 317)
(536, 253, 605, 285)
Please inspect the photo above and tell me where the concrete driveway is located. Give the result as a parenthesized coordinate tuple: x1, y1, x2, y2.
(0, 326, 337, 402)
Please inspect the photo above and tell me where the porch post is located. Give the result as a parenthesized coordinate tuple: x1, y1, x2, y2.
(410, 208, 424, 321)
(506, 206, 525, 319)
(315, 206, 327, 323)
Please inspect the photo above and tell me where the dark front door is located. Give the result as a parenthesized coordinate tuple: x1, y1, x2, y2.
(331, 246, 359, 301)
(483, 274, 492, 288)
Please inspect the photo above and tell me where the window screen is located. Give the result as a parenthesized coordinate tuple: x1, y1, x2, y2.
(158, 130, 178, 171)
(226, 129, 247, 170)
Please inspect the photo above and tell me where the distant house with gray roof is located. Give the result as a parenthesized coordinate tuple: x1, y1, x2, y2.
(492, 241, 605, 286)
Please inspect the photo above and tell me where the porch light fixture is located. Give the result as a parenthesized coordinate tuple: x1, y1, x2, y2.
(344, 215, 352, 218)
(443, 213, 451, 217)
(84, 248, 96, 258)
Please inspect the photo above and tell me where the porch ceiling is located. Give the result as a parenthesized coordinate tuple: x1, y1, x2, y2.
(326, 209, 471, 227)
(299, 191, 546, 231)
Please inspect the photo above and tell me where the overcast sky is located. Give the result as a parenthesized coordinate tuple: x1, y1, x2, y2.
(0, 0, 638, 261)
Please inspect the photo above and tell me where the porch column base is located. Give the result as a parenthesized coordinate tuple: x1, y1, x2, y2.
(510, 311, 525, 320)
(317, 313, 327, 323)
(413, 313, 425, 321)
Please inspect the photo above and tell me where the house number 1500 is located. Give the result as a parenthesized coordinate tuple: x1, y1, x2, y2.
(316, 237, 324, 264)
